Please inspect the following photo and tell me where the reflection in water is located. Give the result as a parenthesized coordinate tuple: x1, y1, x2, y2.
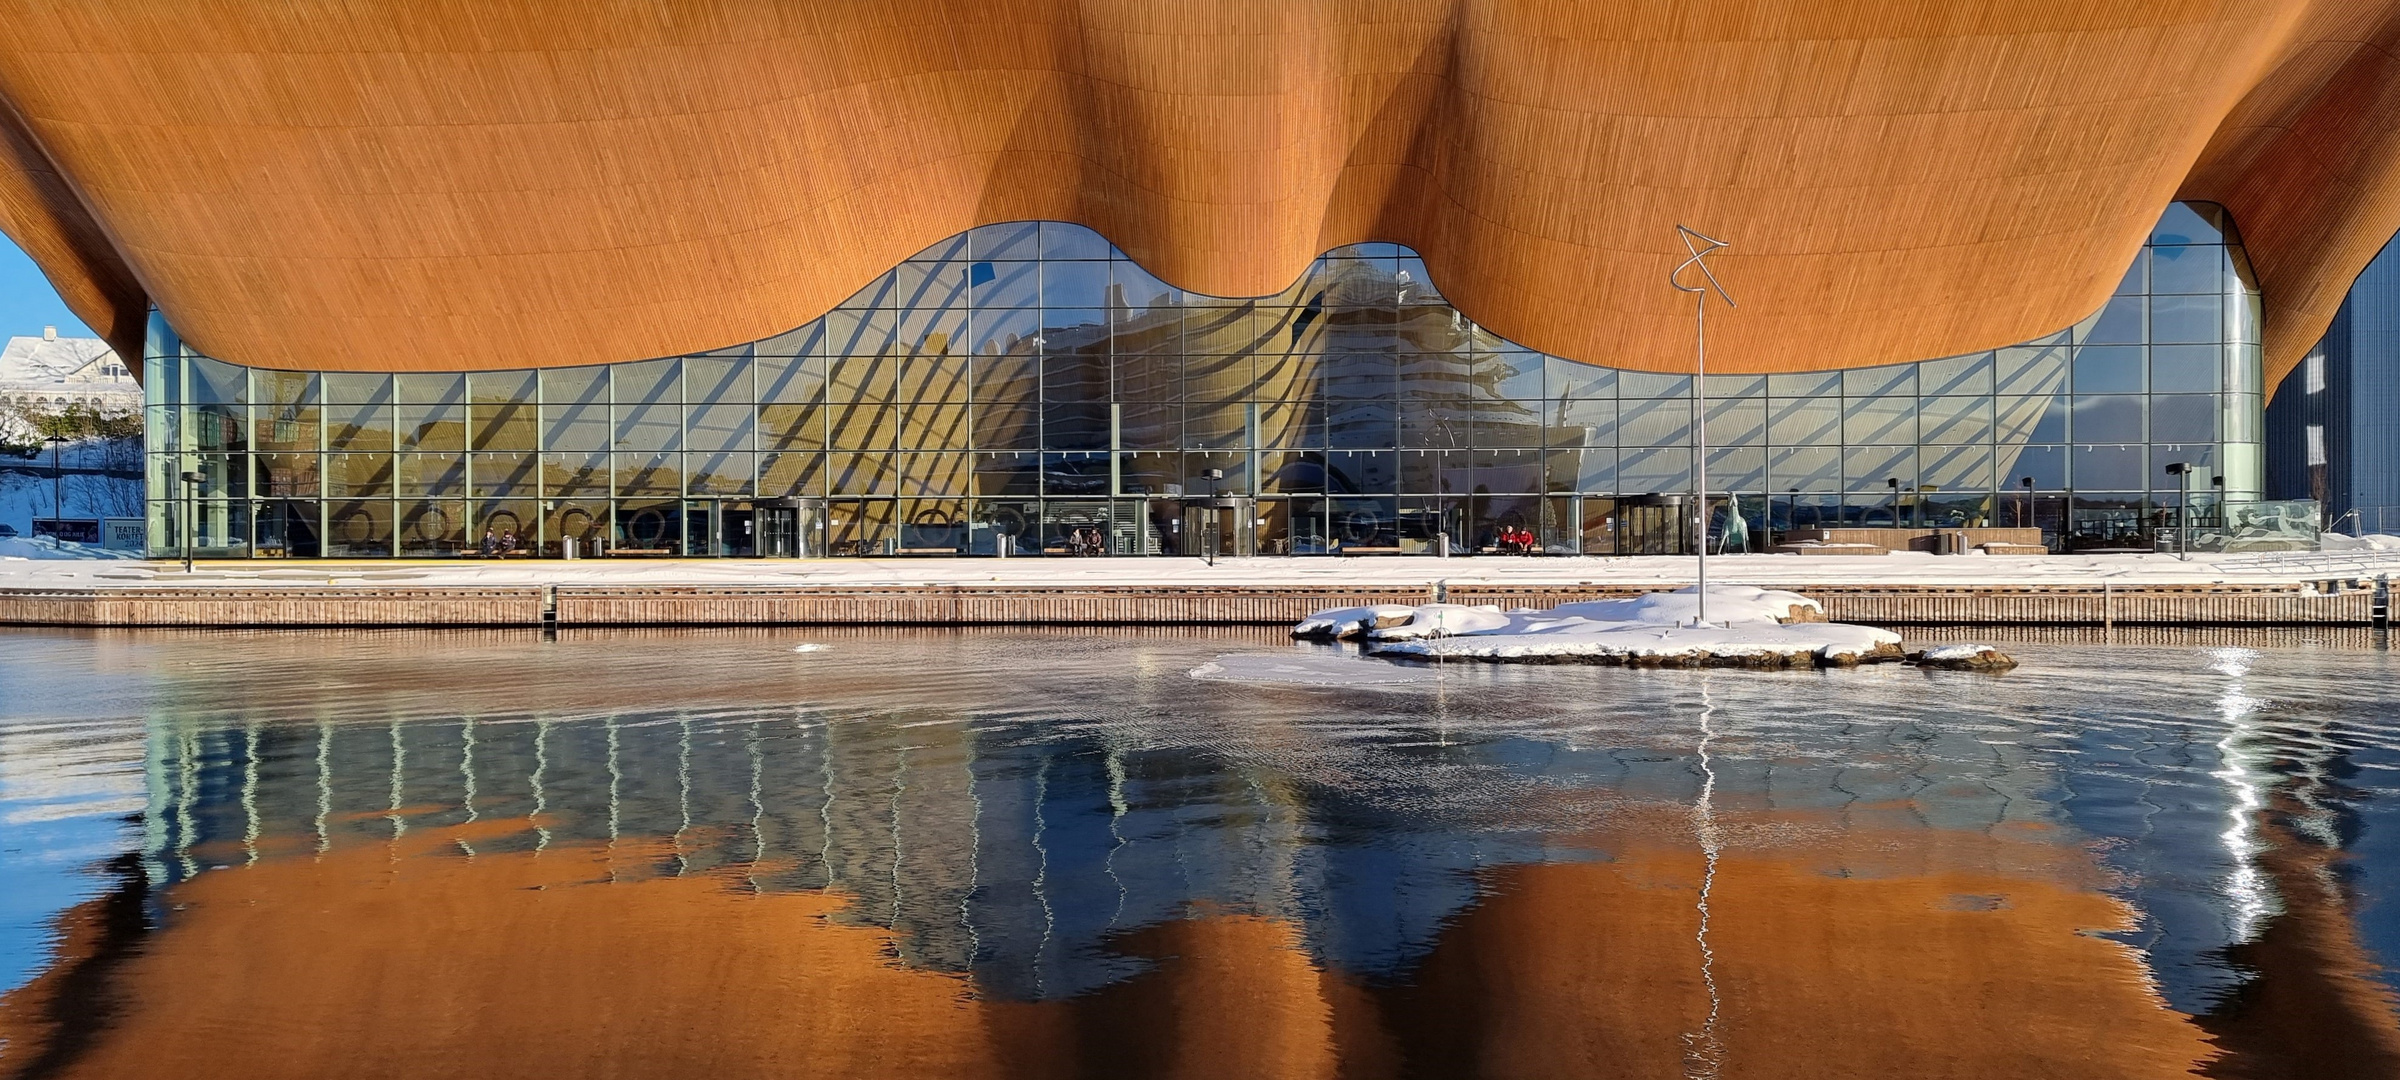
(2212, 648, 2276, 945)
(1681, 678, 1724, 1080)
(0, 627, 2396, 1078)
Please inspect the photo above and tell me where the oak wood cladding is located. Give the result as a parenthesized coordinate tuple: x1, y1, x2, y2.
(0, 1, 2388, 391)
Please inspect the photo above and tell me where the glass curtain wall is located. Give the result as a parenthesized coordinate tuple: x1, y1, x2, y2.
(142, 204, 2265, 558)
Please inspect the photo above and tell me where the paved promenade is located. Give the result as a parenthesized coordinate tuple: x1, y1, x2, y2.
(2, 549, 2394, 629)
(3, 548, 2396, 590)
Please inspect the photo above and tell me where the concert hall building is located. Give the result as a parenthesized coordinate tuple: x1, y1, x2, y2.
(0, 4, 2387, 558)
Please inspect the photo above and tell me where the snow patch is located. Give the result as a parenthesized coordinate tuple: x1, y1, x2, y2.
(1918, 644, 1992, 661)
(0, 535, 139, 561)
(1290, 603, 1421, 640)
(2319, 532, 2400, 552)
(1299, 585, 1903, 668)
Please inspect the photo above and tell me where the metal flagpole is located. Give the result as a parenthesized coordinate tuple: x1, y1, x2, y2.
(1670, 226, 1734, 626)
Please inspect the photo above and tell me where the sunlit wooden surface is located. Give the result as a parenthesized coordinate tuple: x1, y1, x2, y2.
(0, 1, 2391, 391)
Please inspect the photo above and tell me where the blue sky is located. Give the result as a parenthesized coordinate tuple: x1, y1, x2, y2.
(0, 235, 95, 339)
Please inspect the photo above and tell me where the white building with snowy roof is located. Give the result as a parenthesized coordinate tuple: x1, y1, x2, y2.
(0, 326, 138, 441)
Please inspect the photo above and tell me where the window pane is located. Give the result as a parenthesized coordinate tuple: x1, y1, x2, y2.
(396, 454, 467, 497)
(471, 396, 537, 451)
(1919, 444, 1991, 492)
(1618, 394, 1691, 447)
(470, 369, 537, 407)
(1842, 366, 1913, 397)
(396, 402, 466, 451)
(326, 453, 393, 497)
(1995, 394, 2068, 444)
(1998, 445, 2066, 489)
(1701, 397, 1765, 446)
(2149, 245, 2222, 294)
(253, 403, 321, 452)
(187, 356, 248, 405)
(2150, 344, 2221, 393)
(2083, 296, 2145, 344)
(2151, 203, 2222, 245)
(686, 451, 753, 496)
(326, 500, 392, 557)
(1771, 447, 1840, 491)
(687, 403, 756, 454)
(1705, 446, 1765, 491)
(828, 452, 894, 495)
(1843, 446, 1914, 492)
(1841, 396, 1913, 445)
(254, 453, 319, 497)
(1916, 353, 1992, 397)
(395, 372, 464, 405)
(1767, 370, 1840, 397)
(469, 452, 538, 497)
(684, 355, 750, 405)
(542, 368, 610, 450)
(322, 373, 390, 405)
(2072, 346, 2145, 394)
(2073, 394, 2145, 441)
(254, 370, 316, 407)
(541, 451, 611, 497)
(1918, 396, 1993, 444)
(2150, 395, 2217, 443)
(1996, 337, 2070, 395)
(2073, 444, 2146, 489)
(1767, 398, 1838, 445)
(2150, 294, 2220, 345)
(760, 451, 824, 497)
(615, 452, 681, 496)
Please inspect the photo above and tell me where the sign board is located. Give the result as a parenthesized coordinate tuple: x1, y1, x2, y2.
(104, 517, 146, 551)
(32, 517, 101, 544)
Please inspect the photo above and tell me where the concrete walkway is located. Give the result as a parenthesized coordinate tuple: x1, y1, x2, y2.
(5, 548, 2397, 590)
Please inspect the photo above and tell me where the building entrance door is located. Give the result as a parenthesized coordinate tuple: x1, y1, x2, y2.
(1182, 498, 1252, 559)
(1617, 494, 1690, 555)
(754, 498, 810, 557)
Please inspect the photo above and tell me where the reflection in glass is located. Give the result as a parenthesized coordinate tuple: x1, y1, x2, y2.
(139, 205, 2268, 556)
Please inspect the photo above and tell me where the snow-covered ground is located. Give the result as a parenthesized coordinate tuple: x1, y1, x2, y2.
(5, 547, 2397, 589)
(0, 536, 138, 560)
(1299, 585, 1909, 667)
(0, 435, 141, 536)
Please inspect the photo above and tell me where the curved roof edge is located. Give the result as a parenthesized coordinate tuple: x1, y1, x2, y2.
(0, 2, 2390, 394)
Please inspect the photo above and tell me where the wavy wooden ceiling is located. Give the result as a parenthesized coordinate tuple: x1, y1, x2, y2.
(0, 1, 2392, 391)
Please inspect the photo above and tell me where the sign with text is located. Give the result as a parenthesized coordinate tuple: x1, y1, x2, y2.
(32, 518, 101, 544)
(104, 517, 145, 551)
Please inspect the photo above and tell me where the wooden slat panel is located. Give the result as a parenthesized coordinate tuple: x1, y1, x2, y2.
(0, 1, 2385, 389)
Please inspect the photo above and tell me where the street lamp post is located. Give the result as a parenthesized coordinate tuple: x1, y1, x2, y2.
(1201, 467, 1224, 567)
(1669, 225, 1735, 627)
(1886, 477, 1900, 527)
(44, 432, 67, 540)
(2165, 462, 2193, 560)
(179, 469, 203, 572)
(2019, 476, 2034, 531)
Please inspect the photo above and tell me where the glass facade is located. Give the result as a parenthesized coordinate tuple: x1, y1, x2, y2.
(143, 203, 2265, 558)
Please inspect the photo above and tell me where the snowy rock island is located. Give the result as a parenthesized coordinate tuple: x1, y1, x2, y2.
(1294, 585, 2010, 670)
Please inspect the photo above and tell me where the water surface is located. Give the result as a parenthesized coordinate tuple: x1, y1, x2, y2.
(2, 626, 2397, 1079)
